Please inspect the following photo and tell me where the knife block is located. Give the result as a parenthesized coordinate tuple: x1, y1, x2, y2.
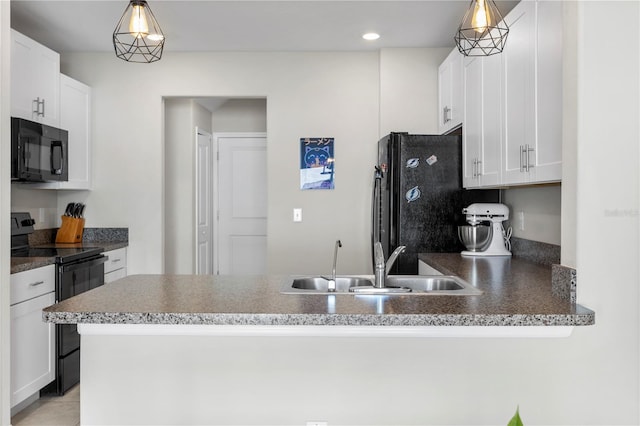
(56, 216, 85, 244)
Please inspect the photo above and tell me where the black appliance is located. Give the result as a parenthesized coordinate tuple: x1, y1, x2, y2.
(11, 117, 69, 182)
(11, 212, 106, 395)
(373, 132, 499, 274)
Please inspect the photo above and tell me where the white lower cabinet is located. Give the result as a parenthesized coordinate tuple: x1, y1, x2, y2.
(10, 265, 56, 408)
(104, 248, 128, 283)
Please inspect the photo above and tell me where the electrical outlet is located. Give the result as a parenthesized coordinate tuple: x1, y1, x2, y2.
(293, 208, 303, 222)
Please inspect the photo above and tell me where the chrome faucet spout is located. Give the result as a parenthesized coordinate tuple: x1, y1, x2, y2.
(332, 239, 342, 281)
(373, 242, 406, 288)
(322, 240, 342, 292)
(386, 245, 406, 275)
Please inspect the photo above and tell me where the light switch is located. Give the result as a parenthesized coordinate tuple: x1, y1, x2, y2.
(293, 208, 303, 222)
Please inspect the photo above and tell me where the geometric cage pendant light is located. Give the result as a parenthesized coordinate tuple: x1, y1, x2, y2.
(113, 0, 165, 63)
(454, 0, 509, 56)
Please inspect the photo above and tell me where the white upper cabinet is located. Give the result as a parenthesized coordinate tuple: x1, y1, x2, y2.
(438, 48, 464, 134)
(11, 30, 60, 127)
(501, 0, 562, 185)
(459, 0, 563, 188)
(10, 30, 93, 191)
(501, 0, 536, 184)
(58, 74, 92, 190)
(463, 54, 502, 188)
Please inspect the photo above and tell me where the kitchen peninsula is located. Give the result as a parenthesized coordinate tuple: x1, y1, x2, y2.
(43, 254, 594, 425)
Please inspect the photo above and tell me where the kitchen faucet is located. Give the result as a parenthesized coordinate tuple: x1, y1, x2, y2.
(322, 239, 342, 292)
(373, 242, 405, 288)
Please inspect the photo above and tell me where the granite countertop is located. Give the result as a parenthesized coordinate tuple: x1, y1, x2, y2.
(10, 241, 128, 274)
(43, 254, 595, 327)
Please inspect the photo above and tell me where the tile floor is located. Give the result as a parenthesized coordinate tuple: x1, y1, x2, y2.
(11, 386, 80, 426)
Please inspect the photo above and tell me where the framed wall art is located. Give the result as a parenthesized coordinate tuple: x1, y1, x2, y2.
(299, 137, 335, 190)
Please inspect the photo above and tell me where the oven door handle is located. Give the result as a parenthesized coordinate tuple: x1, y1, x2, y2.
(60, 255, 108, 273)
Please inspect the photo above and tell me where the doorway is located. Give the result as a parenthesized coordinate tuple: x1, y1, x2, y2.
(163, 97, 267, 275)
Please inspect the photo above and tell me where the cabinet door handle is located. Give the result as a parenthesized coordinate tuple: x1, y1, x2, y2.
(32, 98, 45, 117)
(525, 145, 535, 172)
(520, 145, 535, 172)
(112, 259, 121, 263)
(29, 280, 45, 287)
(472, 158, 481, 178)
(443, 107, 451, 124)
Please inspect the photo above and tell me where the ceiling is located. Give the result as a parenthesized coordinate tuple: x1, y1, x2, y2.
(10, 0, 519, 53)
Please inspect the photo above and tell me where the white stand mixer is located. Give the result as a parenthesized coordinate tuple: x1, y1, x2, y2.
(461, 203, 512, 257)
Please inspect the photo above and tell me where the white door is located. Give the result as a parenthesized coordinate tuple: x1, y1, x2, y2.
(215, 133, 267, 275)
(196, 129, 213, 275)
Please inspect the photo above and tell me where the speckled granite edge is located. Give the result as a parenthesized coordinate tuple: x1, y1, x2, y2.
(43, 311, 596, 327)
(510, 237, 561, 266)
(552, 265, 577, 304)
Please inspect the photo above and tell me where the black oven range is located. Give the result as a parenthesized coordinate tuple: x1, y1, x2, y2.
(11, 212, 107, 395)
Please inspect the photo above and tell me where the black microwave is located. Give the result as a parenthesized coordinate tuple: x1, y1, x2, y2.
(11, 117, 68, 182)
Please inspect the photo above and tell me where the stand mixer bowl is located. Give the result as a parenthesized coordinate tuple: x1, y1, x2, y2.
(458, 224, 493, 252)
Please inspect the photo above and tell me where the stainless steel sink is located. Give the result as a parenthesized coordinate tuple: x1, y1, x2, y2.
(290, 276, 374, 293)
(281, 275, 482, 296)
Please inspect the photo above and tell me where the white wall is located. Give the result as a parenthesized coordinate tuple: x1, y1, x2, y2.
(11, 187, 58, 229)
(379, 48, 450, 136)
(60, 51, 380, 275)
(560, 0, 579, 268)
(503, 185, 561, 245)
(164, 99, 213, 274)
(212, 98, 266, 133)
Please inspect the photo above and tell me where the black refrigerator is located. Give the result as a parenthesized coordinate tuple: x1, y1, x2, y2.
(373, 132, 499, 274)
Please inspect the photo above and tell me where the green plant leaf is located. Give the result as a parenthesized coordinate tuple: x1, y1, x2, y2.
(507, 406, 524, 426)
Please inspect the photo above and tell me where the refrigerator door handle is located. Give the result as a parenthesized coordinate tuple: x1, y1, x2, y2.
(371, 166, 383, 270)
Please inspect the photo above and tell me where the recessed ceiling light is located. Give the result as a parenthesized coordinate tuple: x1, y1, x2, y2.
(362, 33, 380, 41)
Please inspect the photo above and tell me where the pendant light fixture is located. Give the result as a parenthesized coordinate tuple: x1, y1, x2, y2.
(454, 0, 509, 56)
(113, 0, 165, 63)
